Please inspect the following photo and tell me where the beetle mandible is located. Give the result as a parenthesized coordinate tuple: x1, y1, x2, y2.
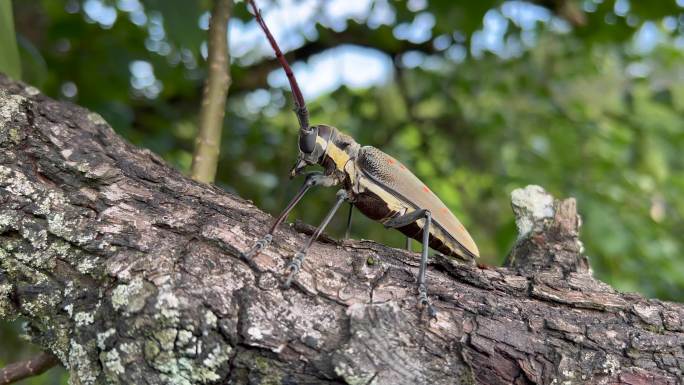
(241, 0, 479, 317)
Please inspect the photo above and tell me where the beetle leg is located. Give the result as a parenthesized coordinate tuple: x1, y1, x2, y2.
(240, 172, 337, 262)
(405, 237, 412, 251)
(385, 209, 437, 319)
(344, 203, 353, 240)
(417, 211, 437, 319)
(283, 189, 349, 288)
(383, 208, 428, 228)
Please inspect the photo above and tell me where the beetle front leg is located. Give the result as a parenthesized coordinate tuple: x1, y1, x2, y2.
(283, 189, 349, 288)
(240, 172, 338, 262)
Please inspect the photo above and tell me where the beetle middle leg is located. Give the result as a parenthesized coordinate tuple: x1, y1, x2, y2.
(385, 209, 437, 319)
(344, 203, 353, 240)
(283, 189, 349, 288)
(240, 172, 338, 262)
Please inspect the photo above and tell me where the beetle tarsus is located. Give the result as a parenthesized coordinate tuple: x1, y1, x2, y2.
(418, 284, 437, 320)
(283, 252, 304, 288)
(241, 234, 272, 261)
(426, 303, 438, 320)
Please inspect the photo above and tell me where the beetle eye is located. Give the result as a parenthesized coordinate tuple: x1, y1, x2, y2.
(299, 131, 316, 154)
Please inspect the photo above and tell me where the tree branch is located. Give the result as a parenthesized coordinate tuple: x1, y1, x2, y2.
(0, 74, 683, 384)
(191, 0, 232, 183)
(231, 21, 438, 93)
(0, 352, 59, 385)
(533, 0, 587, 27)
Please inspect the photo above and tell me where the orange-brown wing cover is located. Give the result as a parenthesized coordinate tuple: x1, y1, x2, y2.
(357, 146, 479, 259)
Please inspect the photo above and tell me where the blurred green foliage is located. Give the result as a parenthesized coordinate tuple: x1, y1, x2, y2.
(2, 0, 684, 382)
(0, 0, 21, 78)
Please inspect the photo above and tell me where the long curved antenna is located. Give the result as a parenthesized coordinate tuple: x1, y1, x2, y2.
(247, 0, 310, 134)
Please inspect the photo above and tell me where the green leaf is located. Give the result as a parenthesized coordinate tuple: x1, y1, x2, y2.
(0, 0, 21, 79)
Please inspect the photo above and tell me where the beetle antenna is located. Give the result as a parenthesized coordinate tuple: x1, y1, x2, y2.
(247, 0, 310, 134)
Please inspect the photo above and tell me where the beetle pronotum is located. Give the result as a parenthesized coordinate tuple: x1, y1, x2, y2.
(241, 0, 479, 317)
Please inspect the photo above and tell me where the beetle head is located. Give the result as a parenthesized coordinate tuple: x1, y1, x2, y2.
(290, 125, 334, 177)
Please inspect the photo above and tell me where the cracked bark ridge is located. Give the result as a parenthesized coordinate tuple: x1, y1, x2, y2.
(0, 73, 682, 385)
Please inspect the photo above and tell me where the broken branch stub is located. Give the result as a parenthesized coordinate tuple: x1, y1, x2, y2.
(504, 185, 591, 275)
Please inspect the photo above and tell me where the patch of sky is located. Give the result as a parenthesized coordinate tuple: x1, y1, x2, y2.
(632, 21, 664, 55)
(614, 0, 630, 17)
(267, 45, 392, 100)
(116, 0, 147, 25)
(129, 60, 163, 99)
(393, 12, 435, 44)
(83, 0, 117, 29)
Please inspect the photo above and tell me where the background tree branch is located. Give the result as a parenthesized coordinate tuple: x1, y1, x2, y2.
(0, 352, 58, 385)
(191, 0, 232, 183)
(0, 74, 683, 384)
(230, 21, 439, 93)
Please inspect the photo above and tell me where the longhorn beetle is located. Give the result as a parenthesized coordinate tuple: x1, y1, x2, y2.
(241, 0, 479, 317)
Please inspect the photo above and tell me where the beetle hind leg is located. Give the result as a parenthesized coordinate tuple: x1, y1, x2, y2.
(417, 211, 437, 319)
(385, 209, 437, 320)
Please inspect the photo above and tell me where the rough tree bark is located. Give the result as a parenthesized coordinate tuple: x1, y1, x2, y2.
(0, 74, 682, 385)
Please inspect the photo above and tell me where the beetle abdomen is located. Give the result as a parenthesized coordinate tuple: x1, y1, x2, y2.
(355, 146, 479, 260)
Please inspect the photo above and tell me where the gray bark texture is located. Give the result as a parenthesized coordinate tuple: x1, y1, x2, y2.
(0, 74, 683, 385)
